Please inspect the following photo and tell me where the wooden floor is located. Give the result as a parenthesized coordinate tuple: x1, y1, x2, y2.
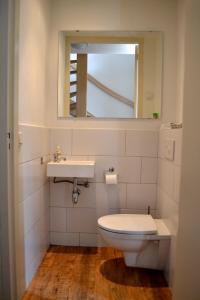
(22, 246, 172, 300)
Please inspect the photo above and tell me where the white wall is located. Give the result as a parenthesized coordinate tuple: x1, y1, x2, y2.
(173, 0, 200, 299)
(176, 0, 186, 123)
(17, 0, 51, 293)
(47, 0, 178, 127)
(18, 0, 50, 126)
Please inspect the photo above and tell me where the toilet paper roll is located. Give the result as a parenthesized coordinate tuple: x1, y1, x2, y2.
(105, 172, 118, 184)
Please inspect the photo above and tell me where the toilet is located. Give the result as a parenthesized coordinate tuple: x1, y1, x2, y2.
(98, 214, 171, 270)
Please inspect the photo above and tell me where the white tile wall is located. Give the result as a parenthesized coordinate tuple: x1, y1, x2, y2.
(68, 208, 97, 233)
(49, 128, 159, 246)
(72, 129, 125, 156)
(141, 158, 158, 183)
(157, 127, 182, 286)
(127, 184, 157, 210)
(80, 233, 99, 247)
(18, 124, 50, 287)
(18, 125, 173, 286)
(126, 130, 158, 157)
(50, 207, 67, 232)
(50, 232, 79, 246)
(50, 182, 73, 207)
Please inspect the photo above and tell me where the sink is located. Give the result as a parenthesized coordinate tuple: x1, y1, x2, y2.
(47, 160, 95, 178)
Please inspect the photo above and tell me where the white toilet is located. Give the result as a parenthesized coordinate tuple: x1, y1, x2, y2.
(98, 214, 171, 270)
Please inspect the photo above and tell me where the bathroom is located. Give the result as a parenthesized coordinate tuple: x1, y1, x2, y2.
(0, 0, 200, 299)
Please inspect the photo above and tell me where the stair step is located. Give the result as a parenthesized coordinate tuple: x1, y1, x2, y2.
(70, 81, 77, 86)
(70, 60, 77, 64)
(70, 70, 77, 75)
(70, 92, 77, 98)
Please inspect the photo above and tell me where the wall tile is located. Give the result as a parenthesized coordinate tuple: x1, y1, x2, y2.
(126, 130, 158, 157)
(157, 188, 179, 236)
(72, 129, 125, 156)
(24, 221, 41, 271)
(173, 165, 181, 204)
(68, 208, 97, 233)
(23, 189, 41, 235)
(40, 183, 50, 217)
(50, 181, 73, 207)
(50, 207, 67, 232)
(74, 183, 126, 209)
(89, 156, 120, 183)
(173, 129, 182, 166)
(19, 125, 49, 163)
(157, 127, 182, 287)
(118, 157, 141, 183)
(79, 233, 107, 247)
(50, 232, 79, 246)
(25, 255, 41, 287)
(158, 159, 174, 198)
(102, 184, 126, 209)
(79, 233, 98, 247)
(50, 128, 72, 156)
(19, 158, 46, 201)
(19, 124, 49, 288)
(141, 157, 158, 183)
(15, 202, 25, 291)
(40, 214, 49, 253)
(123, 209, 157, 218)
(89, 156, 141, 183)
(127, 184, 157, 210)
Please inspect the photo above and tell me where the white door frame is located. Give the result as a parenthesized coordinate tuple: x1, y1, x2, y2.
(0, 0, 19, 299)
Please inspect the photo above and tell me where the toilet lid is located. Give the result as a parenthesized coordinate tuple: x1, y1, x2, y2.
(98, 214, 157, 235)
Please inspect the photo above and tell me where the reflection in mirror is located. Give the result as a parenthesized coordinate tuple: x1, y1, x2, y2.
(58, 32, 163, 119)
(70, 43, 137, 118)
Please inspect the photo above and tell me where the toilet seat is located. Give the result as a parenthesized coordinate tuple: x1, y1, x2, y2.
(98, 214, 157, 235)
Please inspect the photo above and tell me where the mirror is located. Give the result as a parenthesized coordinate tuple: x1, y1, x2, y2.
(58, 31, 163, 119)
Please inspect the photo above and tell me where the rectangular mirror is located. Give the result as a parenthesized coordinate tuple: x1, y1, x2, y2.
(58, 31, 163, 119)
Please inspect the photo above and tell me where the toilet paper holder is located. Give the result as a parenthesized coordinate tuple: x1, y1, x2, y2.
(105, 167, 118, 184)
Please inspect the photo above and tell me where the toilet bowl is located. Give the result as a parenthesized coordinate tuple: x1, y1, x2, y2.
(98, 214, 170, 269)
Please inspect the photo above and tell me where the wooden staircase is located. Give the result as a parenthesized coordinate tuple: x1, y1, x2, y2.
(69, 56, 93, 117)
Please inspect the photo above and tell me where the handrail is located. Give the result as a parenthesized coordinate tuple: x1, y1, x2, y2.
(87, 74, 134, 108)
(70, 65, 134, 108)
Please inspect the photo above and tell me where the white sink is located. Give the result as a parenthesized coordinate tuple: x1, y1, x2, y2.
(47, 160, 95, 178)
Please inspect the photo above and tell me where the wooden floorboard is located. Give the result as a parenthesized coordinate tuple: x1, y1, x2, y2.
(22, 246, 172, 300)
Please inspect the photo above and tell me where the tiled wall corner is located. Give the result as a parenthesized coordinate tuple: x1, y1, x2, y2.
(157, 127, 182, 286)
(18, 124, 50, 287)
(49, 128, 159, 247)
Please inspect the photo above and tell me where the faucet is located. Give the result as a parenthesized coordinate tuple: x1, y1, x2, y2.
(53, 146, 62, 162)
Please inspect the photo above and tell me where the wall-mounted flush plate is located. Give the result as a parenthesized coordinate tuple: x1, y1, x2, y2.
(164, 139, 175, 161)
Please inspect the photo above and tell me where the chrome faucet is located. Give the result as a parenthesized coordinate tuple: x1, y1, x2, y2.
(54, 146, 62, 162)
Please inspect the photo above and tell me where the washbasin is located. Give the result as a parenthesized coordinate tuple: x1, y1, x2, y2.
(47, 160, 95, 178)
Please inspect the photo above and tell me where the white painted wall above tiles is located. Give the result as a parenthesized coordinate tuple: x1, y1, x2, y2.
(47, 0, 178, 127)
(49, 128, 158, 247)
(18, 0, 50, 126)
